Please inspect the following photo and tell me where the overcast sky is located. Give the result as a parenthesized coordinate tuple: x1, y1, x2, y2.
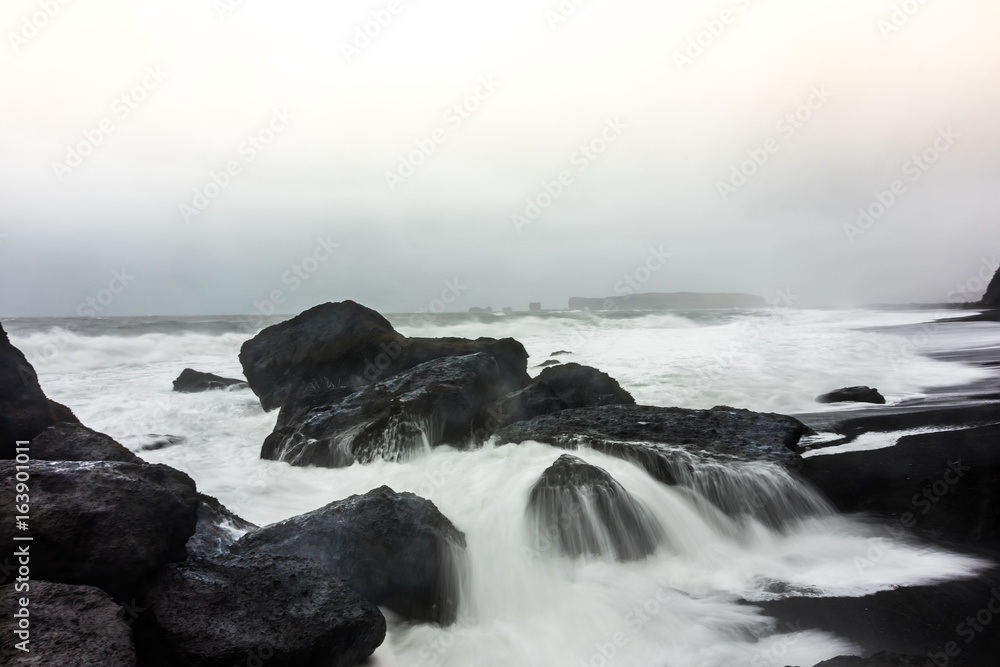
(1, 0, 998, 317)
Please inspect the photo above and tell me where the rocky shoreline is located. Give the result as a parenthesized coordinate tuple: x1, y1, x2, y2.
(2, 298, 999, 666)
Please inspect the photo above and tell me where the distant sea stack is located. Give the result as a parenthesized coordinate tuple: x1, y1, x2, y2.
(981, 264, 1000, 307)
(568, 292, 766, 311)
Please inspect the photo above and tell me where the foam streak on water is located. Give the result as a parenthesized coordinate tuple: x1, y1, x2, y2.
(4, 308, 995, 666)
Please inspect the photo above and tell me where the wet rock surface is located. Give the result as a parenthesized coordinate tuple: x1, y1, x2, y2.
(136, 552, 386, 667)
(29, 422, 140, 463)
(172, 368, 247, 392)
(493, 404, 811, 468)
(239, 300, 528, 411)
(0, 580, 137, 667)
(0, 460, 199, 601)
(233, 485, 466, 625)
(0, 322, 80, 458)
(527, 454, 662, 561)
(817, 386, 886, 405)
(185, 493, 258, 558)
(534, 363, 635, 409)
(261, 353, 515, 467)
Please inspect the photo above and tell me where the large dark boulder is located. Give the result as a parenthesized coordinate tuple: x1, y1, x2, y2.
(30, 422, 141, 463)
(493, 404, 811, 469)
(185, 494, 258, 558)
(0, 322, 80, 458)
(136, 552, 385, 667)
(489, 363, 634, 428)
(239, 301, 529, 411)
(262, 353, 511, 467)
(535, 363, 635, 409)
(0, 460, 199, 600)
(527, 454, 661, 562)
(233, 485, 466, 625)
(817, 386, 886, 405)
(0, 581, 136, 666)
(172, 368, 247, 393)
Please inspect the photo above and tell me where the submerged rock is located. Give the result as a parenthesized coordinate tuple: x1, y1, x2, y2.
(172, 368, 247, 393)
(185, 494, 258, 558)
(0, 460, 199, 600)
(816, 386, 886, 405)
(136, 434, 188, 452)
(0, 322, 80, 458)
(30, 422, 140, 463)
(239, 300, 529, 411)
(262, 353, 511, 467)
(233, 485, 466, 625)
(0, 581, 136, 667)
(137, 552, 385, 667)
(527, 454, 662, 561)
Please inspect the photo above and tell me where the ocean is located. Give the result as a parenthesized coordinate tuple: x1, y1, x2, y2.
(5, 307, 996, 667)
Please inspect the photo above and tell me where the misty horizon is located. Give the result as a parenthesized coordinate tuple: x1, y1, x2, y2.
(2, 0, 999, 317)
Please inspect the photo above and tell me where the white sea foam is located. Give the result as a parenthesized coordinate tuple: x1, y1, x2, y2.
(5, 308, 995, 666)
(802, 426, 968, 458)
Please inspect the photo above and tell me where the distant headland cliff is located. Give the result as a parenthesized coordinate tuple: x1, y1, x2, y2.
(568, 292, 767, 311)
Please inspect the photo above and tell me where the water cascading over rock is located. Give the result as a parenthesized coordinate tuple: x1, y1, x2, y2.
(260, 352, 511, 467)
(527, 454, 663, 562)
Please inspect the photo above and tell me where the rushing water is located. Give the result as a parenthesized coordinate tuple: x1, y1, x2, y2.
(5, 307, 995, 666)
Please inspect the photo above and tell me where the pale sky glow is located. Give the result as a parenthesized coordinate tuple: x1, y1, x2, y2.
(1, 0, 999, 316)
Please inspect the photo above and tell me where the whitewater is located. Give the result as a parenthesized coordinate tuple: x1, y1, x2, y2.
(6, 307, 995, 667)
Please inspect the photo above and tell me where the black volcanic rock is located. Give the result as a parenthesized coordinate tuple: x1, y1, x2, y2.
(137, 552, 385, 667)
(493, 404, 811, 470)
(801, 423, 1000, 543)
(762, 571, 1000, 666)
(490, 364, 634, 429)
(233, 486, 466, 625)
(535, 363, 635, 409)
(527, 455, 661, 561)
(30, 422, 141, 463)
(0, 322, 80, 458)
(817, 386, 886, 405)
(185, 494, 258, 558)
(172, 368, 247, 392)
(491, 382, 569, 427)
(0, 581, 136, 666)
(0, 460, 199, 600)
(261, 353, 512, 467)
(239, 301, 529, 411)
